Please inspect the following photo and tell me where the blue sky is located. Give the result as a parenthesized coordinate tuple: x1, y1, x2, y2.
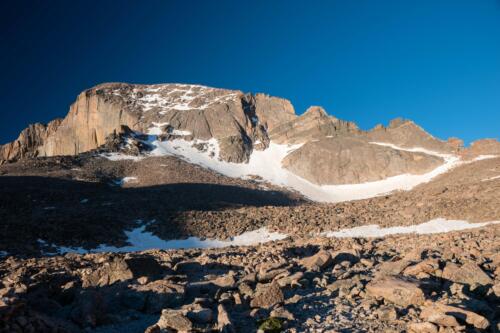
(1, 0, 499, 144)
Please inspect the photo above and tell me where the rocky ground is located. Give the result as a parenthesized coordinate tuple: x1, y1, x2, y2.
(0, 224, 499, 333)
(1, 152, 499, 255)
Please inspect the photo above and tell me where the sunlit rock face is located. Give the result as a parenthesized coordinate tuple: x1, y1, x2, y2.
(2, 82, 498, 189)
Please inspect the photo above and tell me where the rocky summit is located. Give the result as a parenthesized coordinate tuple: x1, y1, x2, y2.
(1, 82, 500, 333)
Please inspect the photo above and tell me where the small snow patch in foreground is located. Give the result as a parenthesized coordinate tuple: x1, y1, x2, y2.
(113, 177, 138, 187)
(322, 218, 500, 238)
(56, 226, 288, 254)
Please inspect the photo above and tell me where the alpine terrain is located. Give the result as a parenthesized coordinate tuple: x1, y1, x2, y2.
(1, 83, 499, 333)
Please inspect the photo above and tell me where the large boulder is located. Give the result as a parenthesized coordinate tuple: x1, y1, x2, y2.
(441, 262, 493, 286)
(366, 276, 426, 307)
(81, 255, 163, 288)
(420, 302, 489, 329)
(250, 281, 284, 309)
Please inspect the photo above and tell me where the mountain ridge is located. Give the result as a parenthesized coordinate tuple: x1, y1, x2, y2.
(2, 82, 499, 189)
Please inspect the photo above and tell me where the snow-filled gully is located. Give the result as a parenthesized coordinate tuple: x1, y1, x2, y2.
(36, 218, 500, 256)
(101, 127, 493, 202)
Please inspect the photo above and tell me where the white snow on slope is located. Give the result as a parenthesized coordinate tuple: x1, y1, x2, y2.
(143, 138, 463, 202)
(482, 175, 500, 182)
(113, 177, 138, 186)
(322, 218, 500, 238)
(114, 84, 240, 112)
(100, 131, 494, 202)
(100, 153, 145, 161)
(49, 218, 499, 254)
(55, 226, 288, 254)
(368, 142, 450, 157)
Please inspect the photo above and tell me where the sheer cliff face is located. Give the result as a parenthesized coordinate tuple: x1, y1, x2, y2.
(1, 83, 297, 164)
(39, 89, 140, 157)
(2, 82, 498, 185)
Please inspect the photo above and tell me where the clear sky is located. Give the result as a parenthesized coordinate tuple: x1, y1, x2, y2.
(1, 0, 499, 145)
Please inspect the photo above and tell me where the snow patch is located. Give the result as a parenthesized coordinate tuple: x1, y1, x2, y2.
(322, 218, 500, 238)
(482, 175, 500, 182)
(55, 226, 288, 254)
(100, 153, 145, 161)
(473, 155, 498, 161)
(142, 138, 462, 202)
(369, 142, 450, 158)
(113, 177, 138, 186)
(47, 218, 499, 254)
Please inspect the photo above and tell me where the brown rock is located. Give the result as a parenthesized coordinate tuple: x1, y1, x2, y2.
(157, 310, 193, 331)
(420, 302, 489, 329)
(217, 304, 235, 333)
(250, 281, 284, 308)
(299, 250, 332, 271)
(283, 136, 443, 185)
(442, 262, 493, 286)
(407, 322, 439, 333)
(366, 276, 425, 307)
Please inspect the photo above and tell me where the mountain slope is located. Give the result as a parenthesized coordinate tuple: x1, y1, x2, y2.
(2, 82, 499, 202)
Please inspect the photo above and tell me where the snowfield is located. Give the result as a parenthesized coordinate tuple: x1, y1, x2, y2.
(141, 133, 465, 202)
(44, 218, 500, 255)
(100, 128, 497, 202)
(52, 226, 288, 254)
(322, 218, 500, 238)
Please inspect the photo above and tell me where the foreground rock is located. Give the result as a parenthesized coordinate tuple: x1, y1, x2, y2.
(0, 224, 498, 333)
(366, 276, 426, 307)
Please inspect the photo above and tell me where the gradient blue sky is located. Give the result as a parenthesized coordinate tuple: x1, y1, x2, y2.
(1, 0, 499, 144)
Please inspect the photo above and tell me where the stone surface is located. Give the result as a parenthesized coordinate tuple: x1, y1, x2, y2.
(366, 276, 426, 307)
(282, 136, 443, 185)
(441, 262, 493, 286)
(250, 282, 285, 309)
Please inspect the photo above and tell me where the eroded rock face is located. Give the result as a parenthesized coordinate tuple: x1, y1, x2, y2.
(282, 137, 444, 185)
(0, 119, 62, 163)
(462, 138, 500, 159)
(1, 83, 299, 164)
(366, 118, 457, 153)
(269, 106, 359, 144)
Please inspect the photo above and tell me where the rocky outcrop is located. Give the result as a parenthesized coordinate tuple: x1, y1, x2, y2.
(461, 138, 500, 159)
(0, 119, 62, 164)
(366, 118, 457, 153)
(1, 83, 300, 164)
(268, 106, 359, 144)
(39, 88, 140, 157)
(282, 137, 443, 185)
(1, 224, 498, 333)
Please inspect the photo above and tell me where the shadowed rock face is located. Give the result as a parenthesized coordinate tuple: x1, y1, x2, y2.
(282, 137, 444, 185)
